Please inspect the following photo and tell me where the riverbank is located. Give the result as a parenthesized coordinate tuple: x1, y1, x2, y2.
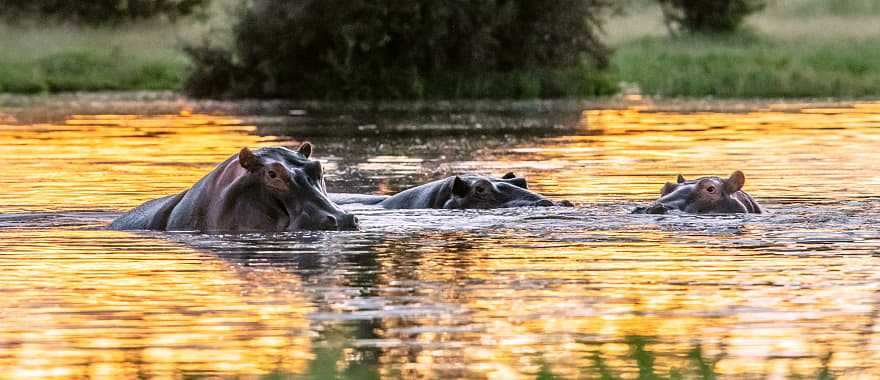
(3, 91, 879, 125)
(1, 0, 879, 98)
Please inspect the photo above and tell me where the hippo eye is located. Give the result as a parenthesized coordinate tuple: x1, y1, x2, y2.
(267, 170, 277, 179)
(706, 185, 716, 193)
(475, 186, 486, 194)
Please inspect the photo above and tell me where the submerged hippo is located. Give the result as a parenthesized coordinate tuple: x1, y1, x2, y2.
(633, 171, 762, 214)
(109, 143, 358, 232)
(330, 173, 573, 209)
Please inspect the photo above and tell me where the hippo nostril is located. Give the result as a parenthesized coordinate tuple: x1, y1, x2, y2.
(332, 214, 358, 231)
(535, 199, 555, 207)
(646, 204, 669, 214)
(557, 200, 574, 207)
(324, 216, 338, 229)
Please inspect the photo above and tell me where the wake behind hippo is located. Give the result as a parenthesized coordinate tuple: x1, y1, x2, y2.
(633, 171, 762, 214)
(109, 143, 358, 232)
(330, 173, 572, 209)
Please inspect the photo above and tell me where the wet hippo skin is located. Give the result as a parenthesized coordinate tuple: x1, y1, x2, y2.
(633, 171, 763, 214)
(330, 173, 573, 209)
(109, 143, 358, 232)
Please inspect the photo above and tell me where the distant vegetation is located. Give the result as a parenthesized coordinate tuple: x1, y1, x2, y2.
(657, 0, 766, 34)
(0, 0, 208, 25)
(612, 34, 880, 97)
(1, 0, 880, 99)
(0, 23, 187, 93)
(184, 0, 617, 99)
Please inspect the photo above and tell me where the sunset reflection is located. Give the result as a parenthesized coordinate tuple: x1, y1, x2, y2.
(2, 104, 880, 378)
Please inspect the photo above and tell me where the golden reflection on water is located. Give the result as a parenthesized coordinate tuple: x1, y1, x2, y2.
(0, 229, 313, 379)
(482, 104, 880, 205)
(1, 104, 880, 378)
(0, 113, 266, 213)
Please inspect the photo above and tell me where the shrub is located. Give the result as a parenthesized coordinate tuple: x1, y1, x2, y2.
(657, 0, 766, 34)
(184, 0, 615, 99)
(0, 0, 208, 25)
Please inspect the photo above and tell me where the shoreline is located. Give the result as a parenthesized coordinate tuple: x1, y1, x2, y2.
(2, 91, 879, 121)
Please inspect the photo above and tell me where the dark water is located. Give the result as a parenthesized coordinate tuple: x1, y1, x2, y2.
(2, 100, 880, 379)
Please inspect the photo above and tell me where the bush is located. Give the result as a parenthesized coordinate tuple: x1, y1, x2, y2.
(0, 0, 208, 25)
(184, 0, 616, 99)
(657, 0, 766, 34)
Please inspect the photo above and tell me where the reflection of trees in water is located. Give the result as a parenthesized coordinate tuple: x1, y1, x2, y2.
(170, 231, 850, 379)
(250, 110, 580, 194)
(173, 230, 480, 378)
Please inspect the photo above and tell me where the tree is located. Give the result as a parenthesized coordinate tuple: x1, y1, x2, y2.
(657, 0, 766, 34)
(0, 0, 208, 25)
(184, 0, 615, 99)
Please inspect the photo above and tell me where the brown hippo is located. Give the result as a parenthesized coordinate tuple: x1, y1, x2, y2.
(330, 173, 573, 209)
(109, 143, 358, 231)
(633, 171, 763, 214)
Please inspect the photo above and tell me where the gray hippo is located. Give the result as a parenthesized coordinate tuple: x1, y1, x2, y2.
(330, 173, 572, 209)
(633, 171, 762, 214)
(109, 143, 358, 231)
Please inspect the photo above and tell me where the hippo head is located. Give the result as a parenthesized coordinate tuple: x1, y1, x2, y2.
(442, 172, 565, 209)
(635, 171, 750, 214)
(238, 143, 358, 230)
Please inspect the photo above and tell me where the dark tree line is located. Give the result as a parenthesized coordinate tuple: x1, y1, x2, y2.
(184, 0, 616, 99)
(0, 0, 768, 98)
(0, 0, 207, 25)
(658, 0, 766, 34)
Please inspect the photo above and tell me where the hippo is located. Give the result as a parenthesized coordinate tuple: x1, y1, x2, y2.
(109, 143, 358, 232)
(330, 173, 573, 209)
(633, 171, 762, 214)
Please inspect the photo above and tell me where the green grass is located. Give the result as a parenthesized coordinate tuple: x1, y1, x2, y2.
(422, 65, 617, 99)
(2, 0, 880, 98)
(0, 22, 189, 94)
(610, 33, 880, 98)
(0, 51, 186, 93)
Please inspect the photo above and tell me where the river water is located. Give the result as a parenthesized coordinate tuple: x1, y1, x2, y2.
(1, 98, 880, 379)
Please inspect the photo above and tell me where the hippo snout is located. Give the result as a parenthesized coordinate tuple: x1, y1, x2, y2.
(324, 213, 358, 231)
(338, 214, 359, 231)
(535, 199, 555, 207)
(645, 204, 669, 214)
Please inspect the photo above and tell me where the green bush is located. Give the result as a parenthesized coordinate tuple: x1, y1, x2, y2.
(0, 0, 208, 25)
(657, 0, 766, 34)
(184, 0, 616, 99)
(0, 63, 46, 94)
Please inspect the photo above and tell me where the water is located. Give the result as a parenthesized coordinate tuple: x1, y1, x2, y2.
(2, 98, 880, 379)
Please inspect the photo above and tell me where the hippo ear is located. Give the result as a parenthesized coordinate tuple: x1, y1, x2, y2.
(297, 142, 312, 158)
(508, 177, 528, 189)
(677, 174, 686, 184)
(661, 182, 676, 196)
(724, 170, 745, 193)
(451, 176, 470, 197)
(502, 172, 516, 179)
(238, 147, 262, 172)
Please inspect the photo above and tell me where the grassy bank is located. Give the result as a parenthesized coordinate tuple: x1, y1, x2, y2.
(605, 0, 880, 98)
(610, 34, 880, 98)
(0, 23, 188, 93)
(1, 0, 880, 98)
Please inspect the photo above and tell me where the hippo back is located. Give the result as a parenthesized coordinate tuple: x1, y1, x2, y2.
(110, 145, 358, 231)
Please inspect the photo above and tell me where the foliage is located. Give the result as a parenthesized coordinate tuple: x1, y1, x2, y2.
(611, 34, 880, 97)
(657, 0, 766, 34)
(0, 0, 208, 25)
(184, 0, 616, 99)
(0, 50, 185, 93)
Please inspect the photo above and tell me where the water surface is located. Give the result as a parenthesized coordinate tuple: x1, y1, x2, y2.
(2, 100, 880, 379)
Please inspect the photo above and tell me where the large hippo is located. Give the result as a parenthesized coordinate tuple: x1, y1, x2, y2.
(109, 143, 358, 232)
(633, 171, 762, 214)
(330, 173, 573, 209)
